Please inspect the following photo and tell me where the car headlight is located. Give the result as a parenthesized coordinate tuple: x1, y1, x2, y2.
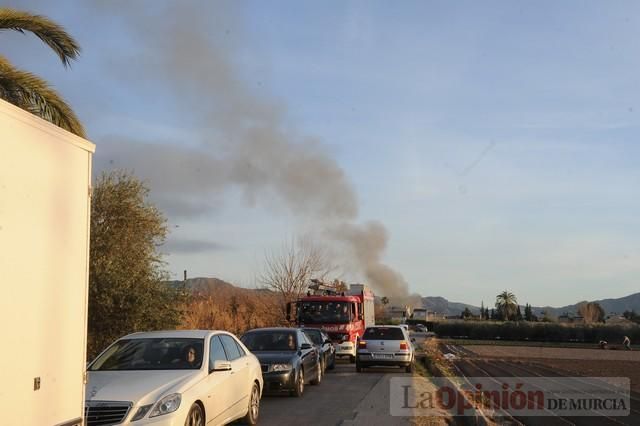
(131, 404, 153, 421)
(270, 363, 292, 372)
(149, 393, 181, 418)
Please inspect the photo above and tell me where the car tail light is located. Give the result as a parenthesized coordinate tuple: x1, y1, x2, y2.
(358, 340, 367, 349)
(399, 341, 408, 350)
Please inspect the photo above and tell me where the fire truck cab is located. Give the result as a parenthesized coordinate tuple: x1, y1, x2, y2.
(287, 281, 375, 362)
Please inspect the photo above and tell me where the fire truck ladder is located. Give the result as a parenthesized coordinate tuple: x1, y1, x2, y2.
(307, 279, 343, 296)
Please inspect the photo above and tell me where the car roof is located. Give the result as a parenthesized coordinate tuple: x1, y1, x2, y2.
(366, 325, 404, 329)
(243, 327, 299, 333)
(120, 330, 227, 339)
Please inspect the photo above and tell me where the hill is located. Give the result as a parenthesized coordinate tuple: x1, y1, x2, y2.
(421, 296, 481, 316)
(537, 292, 640, 317)
(420, 293, 640, 317)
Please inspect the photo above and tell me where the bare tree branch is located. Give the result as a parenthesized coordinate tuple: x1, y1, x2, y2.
(259, 237, 335, 321)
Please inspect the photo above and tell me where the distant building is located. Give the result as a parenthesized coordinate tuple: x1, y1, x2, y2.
(558, 313, 584, 324)
(412, 308, 427, 321)
(388, 305, 409, 323)
(427, 312, 447, 321)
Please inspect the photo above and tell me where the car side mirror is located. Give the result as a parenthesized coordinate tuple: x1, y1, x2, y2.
(300, 343, 312, 350)
(211, 360, 232, 372)
(324, 339, 332, 345)
(411, 338, 416, 342)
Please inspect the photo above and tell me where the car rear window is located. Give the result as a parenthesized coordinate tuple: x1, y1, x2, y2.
(363, 327, 404, 340)
(303, 329, 323, 345)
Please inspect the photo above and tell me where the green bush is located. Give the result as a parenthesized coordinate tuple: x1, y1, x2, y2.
(432, 321, 640, 343)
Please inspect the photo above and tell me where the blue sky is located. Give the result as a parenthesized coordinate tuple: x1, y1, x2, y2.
(6, 1, 640, 306)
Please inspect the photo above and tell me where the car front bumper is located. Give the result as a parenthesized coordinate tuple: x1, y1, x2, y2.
(87, 404, 188, 426)
(262, 370, 296, 393)
(126, 414, 185, 425)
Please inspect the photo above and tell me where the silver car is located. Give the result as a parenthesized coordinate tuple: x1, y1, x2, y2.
(355, 326, 415, 373)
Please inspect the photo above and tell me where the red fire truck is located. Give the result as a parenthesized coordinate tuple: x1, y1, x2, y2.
(287, 280, 375, 362)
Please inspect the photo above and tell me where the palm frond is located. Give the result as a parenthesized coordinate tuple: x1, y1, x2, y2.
(0, 8, 80, 67)
(0, 55, 86, 137)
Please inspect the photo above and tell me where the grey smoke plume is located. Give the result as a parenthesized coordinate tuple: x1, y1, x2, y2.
(98, 2, 408, 297)
(333, 222, 409, 298)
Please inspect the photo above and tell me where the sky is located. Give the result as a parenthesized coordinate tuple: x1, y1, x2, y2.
(5, 0, 640, 306)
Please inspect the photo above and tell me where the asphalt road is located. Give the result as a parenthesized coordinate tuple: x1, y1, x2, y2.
(253, 359, 412, 426)
(250, 332, 431, 426)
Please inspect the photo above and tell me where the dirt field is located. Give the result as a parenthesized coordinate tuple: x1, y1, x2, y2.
(462, 345, 640, 394)
(440, 344, 640, 425)
(530, 358, 640, 394)
(466, 345, 640, 361)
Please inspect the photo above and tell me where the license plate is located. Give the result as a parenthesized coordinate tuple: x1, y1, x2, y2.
(340, 346, 351, 350)
(373, 353, 393, 359)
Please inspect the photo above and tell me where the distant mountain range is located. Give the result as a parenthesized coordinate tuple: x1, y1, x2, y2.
(420, 296, 481, 316)
(535, 292, 640, 317)
(170, 277, 640, 317)
(167, 277, 272, 296)
(168, 277, 236, 293)
(421, 293, 640, 317)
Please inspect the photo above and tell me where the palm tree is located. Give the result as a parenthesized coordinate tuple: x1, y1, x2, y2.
(0, 8, 85, 137)
(495, 290, 518, 321)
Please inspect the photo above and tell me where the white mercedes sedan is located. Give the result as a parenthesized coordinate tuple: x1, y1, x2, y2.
(85, 330, 263, 426)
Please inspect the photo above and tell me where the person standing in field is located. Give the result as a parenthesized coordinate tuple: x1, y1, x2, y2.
(623, 336, 631, 350)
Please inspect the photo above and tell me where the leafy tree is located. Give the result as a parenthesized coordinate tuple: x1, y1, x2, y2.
(461, 307, 472, 319)
(578, 302, 605, 324)
(516, 305, 523, 321)
(484, 307, 490, 321)
(524, 303, 534, 321)
(88, 171, 184, 358)
(381, 296, 390, 306)
(0, 8, 85, 136)
(495, 290, 518, 321)
(540, 310, 556, 322)
(623, 310, 640, 323)
(495, 309, 505, 321)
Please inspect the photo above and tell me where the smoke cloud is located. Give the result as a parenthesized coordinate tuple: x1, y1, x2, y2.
(333, 222, 409, 298)
(97, 2, 409, 297)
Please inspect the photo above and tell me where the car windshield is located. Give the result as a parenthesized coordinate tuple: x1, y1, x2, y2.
(299, 301, 352, 324)
(363, 327, 405, 340)
(303, 329, 323, 345)
(241, 331, 298, 351)
(89, 338, 204, 371)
